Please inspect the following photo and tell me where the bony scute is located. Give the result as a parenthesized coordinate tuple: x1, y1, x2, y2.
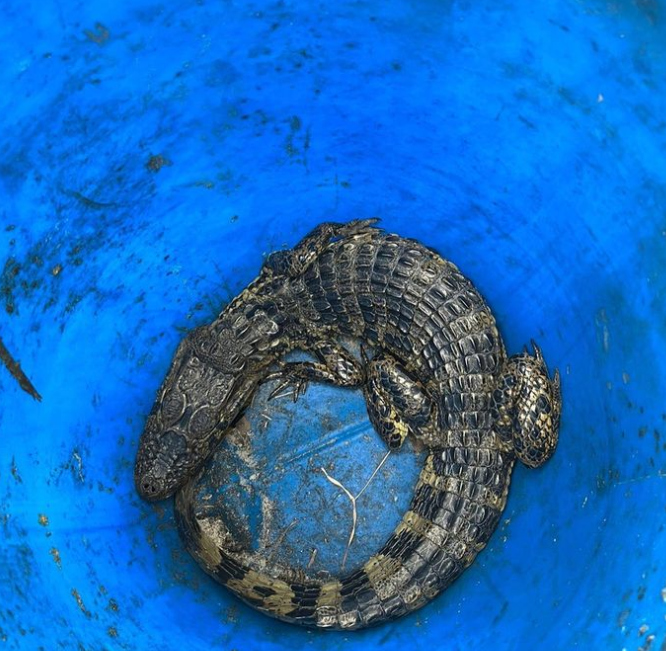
(134, 219, 561, 629)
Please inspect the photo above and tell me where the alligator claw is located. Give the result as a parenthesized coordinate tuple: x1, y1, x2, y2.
(295, 378, 309, 400)
(331, 218, 381, 240)
(267, 373, 309, 402)
(531, 340, 543, 362)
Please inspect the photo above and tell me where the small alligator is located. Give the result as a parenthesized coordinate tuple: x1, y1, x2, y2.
(135, 219, 561, 630)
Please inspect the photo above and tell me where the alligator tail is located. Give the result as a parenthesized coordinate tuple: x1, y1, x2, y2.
(174, 446, 514, 630)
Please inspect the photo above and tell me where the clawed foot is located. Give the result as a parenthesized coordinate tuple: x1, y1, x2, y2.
(265, 363, 310, 402)
(263, 219, 381, 280)
(263, 344, 366, 403)
(329, 217, 380, 241)
(268, 376, 309, 402)
(494, 342, 561, 468)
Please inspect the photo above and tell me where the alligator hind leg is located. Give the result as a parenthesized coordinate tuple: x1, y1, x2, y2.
(265, 340, 365, 401)
(492, 342, 562, 467)
(363, 350, 438, 449)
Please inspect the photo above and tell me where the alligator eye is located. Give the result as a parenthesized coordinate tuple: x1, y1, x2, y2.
(189, 406, 217, 436)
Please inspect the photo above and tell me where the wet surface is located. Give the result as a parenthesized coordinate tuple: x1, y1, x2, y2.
(185, 366, 426, 578)
(1, 0, 666, 649)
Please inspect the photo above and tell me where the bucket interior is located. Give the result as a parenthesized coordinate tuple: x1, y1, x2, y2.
(2, 1, 666, 649)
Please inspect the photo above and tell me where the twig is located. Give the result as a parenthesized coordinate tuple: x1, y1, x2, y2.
(320, 451, 390, 572)
(0, 336, 42, 401)
(355, 450, 391, 500)
(321, 467, 357, 570)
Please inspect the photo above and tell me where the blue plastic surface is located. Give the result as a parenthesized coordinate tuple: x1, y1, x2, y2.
(2, 0, 666, 649)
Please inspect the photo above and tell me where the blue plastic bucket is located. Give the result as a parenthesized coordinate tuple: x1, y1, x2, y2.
(2, 1, 665, 649)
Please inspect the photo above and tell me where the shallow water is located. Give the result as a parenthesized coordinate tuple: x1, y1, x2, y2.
(2, 0, 666, 649)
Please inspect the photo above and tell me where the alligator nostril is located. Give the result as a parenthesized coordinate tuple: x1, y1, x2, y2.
(142, 480, 158, 495)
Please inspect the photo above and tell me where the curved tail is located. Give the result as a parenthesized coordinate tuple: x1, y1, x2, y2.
(175, 446, 514, 630)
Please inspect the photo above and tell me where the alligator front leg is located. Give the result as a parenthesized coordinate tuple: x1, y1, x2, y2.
(265, 340, 365, 401)
(263, 218, 380, 278)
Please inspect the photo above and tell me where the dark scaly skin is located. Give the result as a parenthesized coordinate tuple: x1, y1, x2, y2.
(135, 219, 561, 630)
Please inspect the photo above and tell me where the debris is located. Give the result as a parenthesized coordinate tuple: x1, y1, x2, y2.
(321, 450, 391, 570)
(146, 154, 172, 172)
(321, 467, 357, 570)
(84, 22, 110, 45)
(71, 588, 91, 617)
(10, 457, 22, 483)
(0, 336, 42, 401)
(355, 450, 391, 500)
(50, 547, 62, 568)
